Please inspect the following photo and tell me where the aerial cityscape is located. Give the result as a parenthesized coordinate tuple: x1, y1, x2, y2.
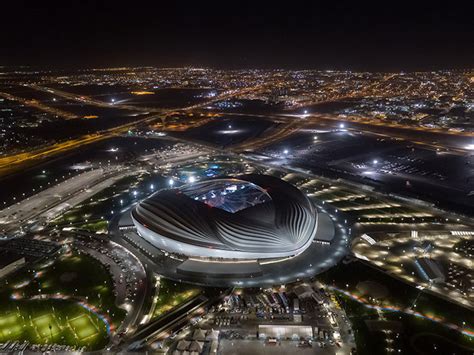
(0, 2, 472, 355)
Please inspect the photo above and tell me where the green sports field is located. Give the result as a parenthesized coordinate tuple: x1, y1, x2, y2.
(0, 299, 107, 349)
(151, 278, 201, 319)
(0, 252, 126, 350)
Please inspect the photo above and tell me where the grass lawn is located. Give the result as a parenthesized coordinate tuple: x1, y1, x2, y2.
(319, 262, 474, 354)
(68, 314, 98, 340)
(0, 300, 108, 350)
(32, 313, 62, 338)
(152, 278, 201, 319)
(0, 252, 126, 350)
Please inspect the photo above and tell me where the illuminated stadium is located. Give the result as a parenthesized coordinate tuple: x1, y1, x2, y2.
(114, 173, 347, 286)
(131, 175, 319, 260)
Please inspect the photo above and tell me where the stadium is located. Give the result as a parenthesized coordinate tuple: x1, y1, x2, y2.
(132, 174, 321, 261)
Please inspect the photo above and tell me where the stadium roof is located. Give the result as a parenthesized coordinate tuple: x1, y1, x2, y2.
(132, 175, 318, 259)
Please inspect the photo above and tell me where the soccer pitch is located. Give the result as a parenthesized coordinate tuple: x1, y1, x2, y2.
(0, 301, 108, 350)
(68, 314, 100, 341)
(0, 313, 23, 339)
(32, 313, 62, 339)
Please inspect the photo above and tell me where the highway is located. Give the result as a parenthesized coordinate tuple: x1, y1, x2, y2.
(7, 79, 469, 182)
(0, 91, 78, 119)
(26, 84, 165, 114)
(202, 111, 474, 155)
(128, 295, 208, 344)
(232, 119, 304, 151)
(0, 132, 121, 177)
(0, 167, 130, 235)
(26, 82, 271, 116)
(304, 113, 474, 154)
(0, 83, 269, 177)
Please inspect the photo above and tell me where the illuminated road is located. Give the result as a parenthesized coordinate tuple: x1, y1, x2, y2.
(26, 83, 270, 116)
(305, 112, 474, 138)
(291, 73, 398, 109)
(232, 119, 304, 151)
(0, 167, 128, 234)
(1, 80, 471, 177)
(0, 84, 269, 177)
(27, 84, 164, 113)
(0, 91, 78, 119)
(304, 113, 474, 154)
(204, 111, 474, 155)
(0, 133, 112, 177)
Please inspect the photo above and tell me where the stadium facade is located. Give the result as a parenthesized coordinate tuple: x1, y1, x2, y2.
(132, 175, 319, 260)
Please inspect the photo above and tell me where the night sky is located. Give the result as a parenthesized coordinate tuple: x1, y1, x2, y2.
(1, 1, 472, 70)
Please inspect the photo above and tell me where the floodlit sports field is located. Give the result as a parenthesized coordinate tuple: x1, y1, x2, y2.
(0, 301, 107, 349)
(0, 252, 125, 350)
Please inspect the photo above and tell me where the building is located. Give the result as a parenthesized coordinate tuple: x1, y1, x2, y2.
(258, 324, 313, 340)
(123, 174, 342, 285)
(132, 175, 321, 260)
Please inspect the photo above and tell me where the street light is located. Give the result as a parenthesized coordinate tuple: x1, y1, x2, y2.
(168, 178, 174, 186)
